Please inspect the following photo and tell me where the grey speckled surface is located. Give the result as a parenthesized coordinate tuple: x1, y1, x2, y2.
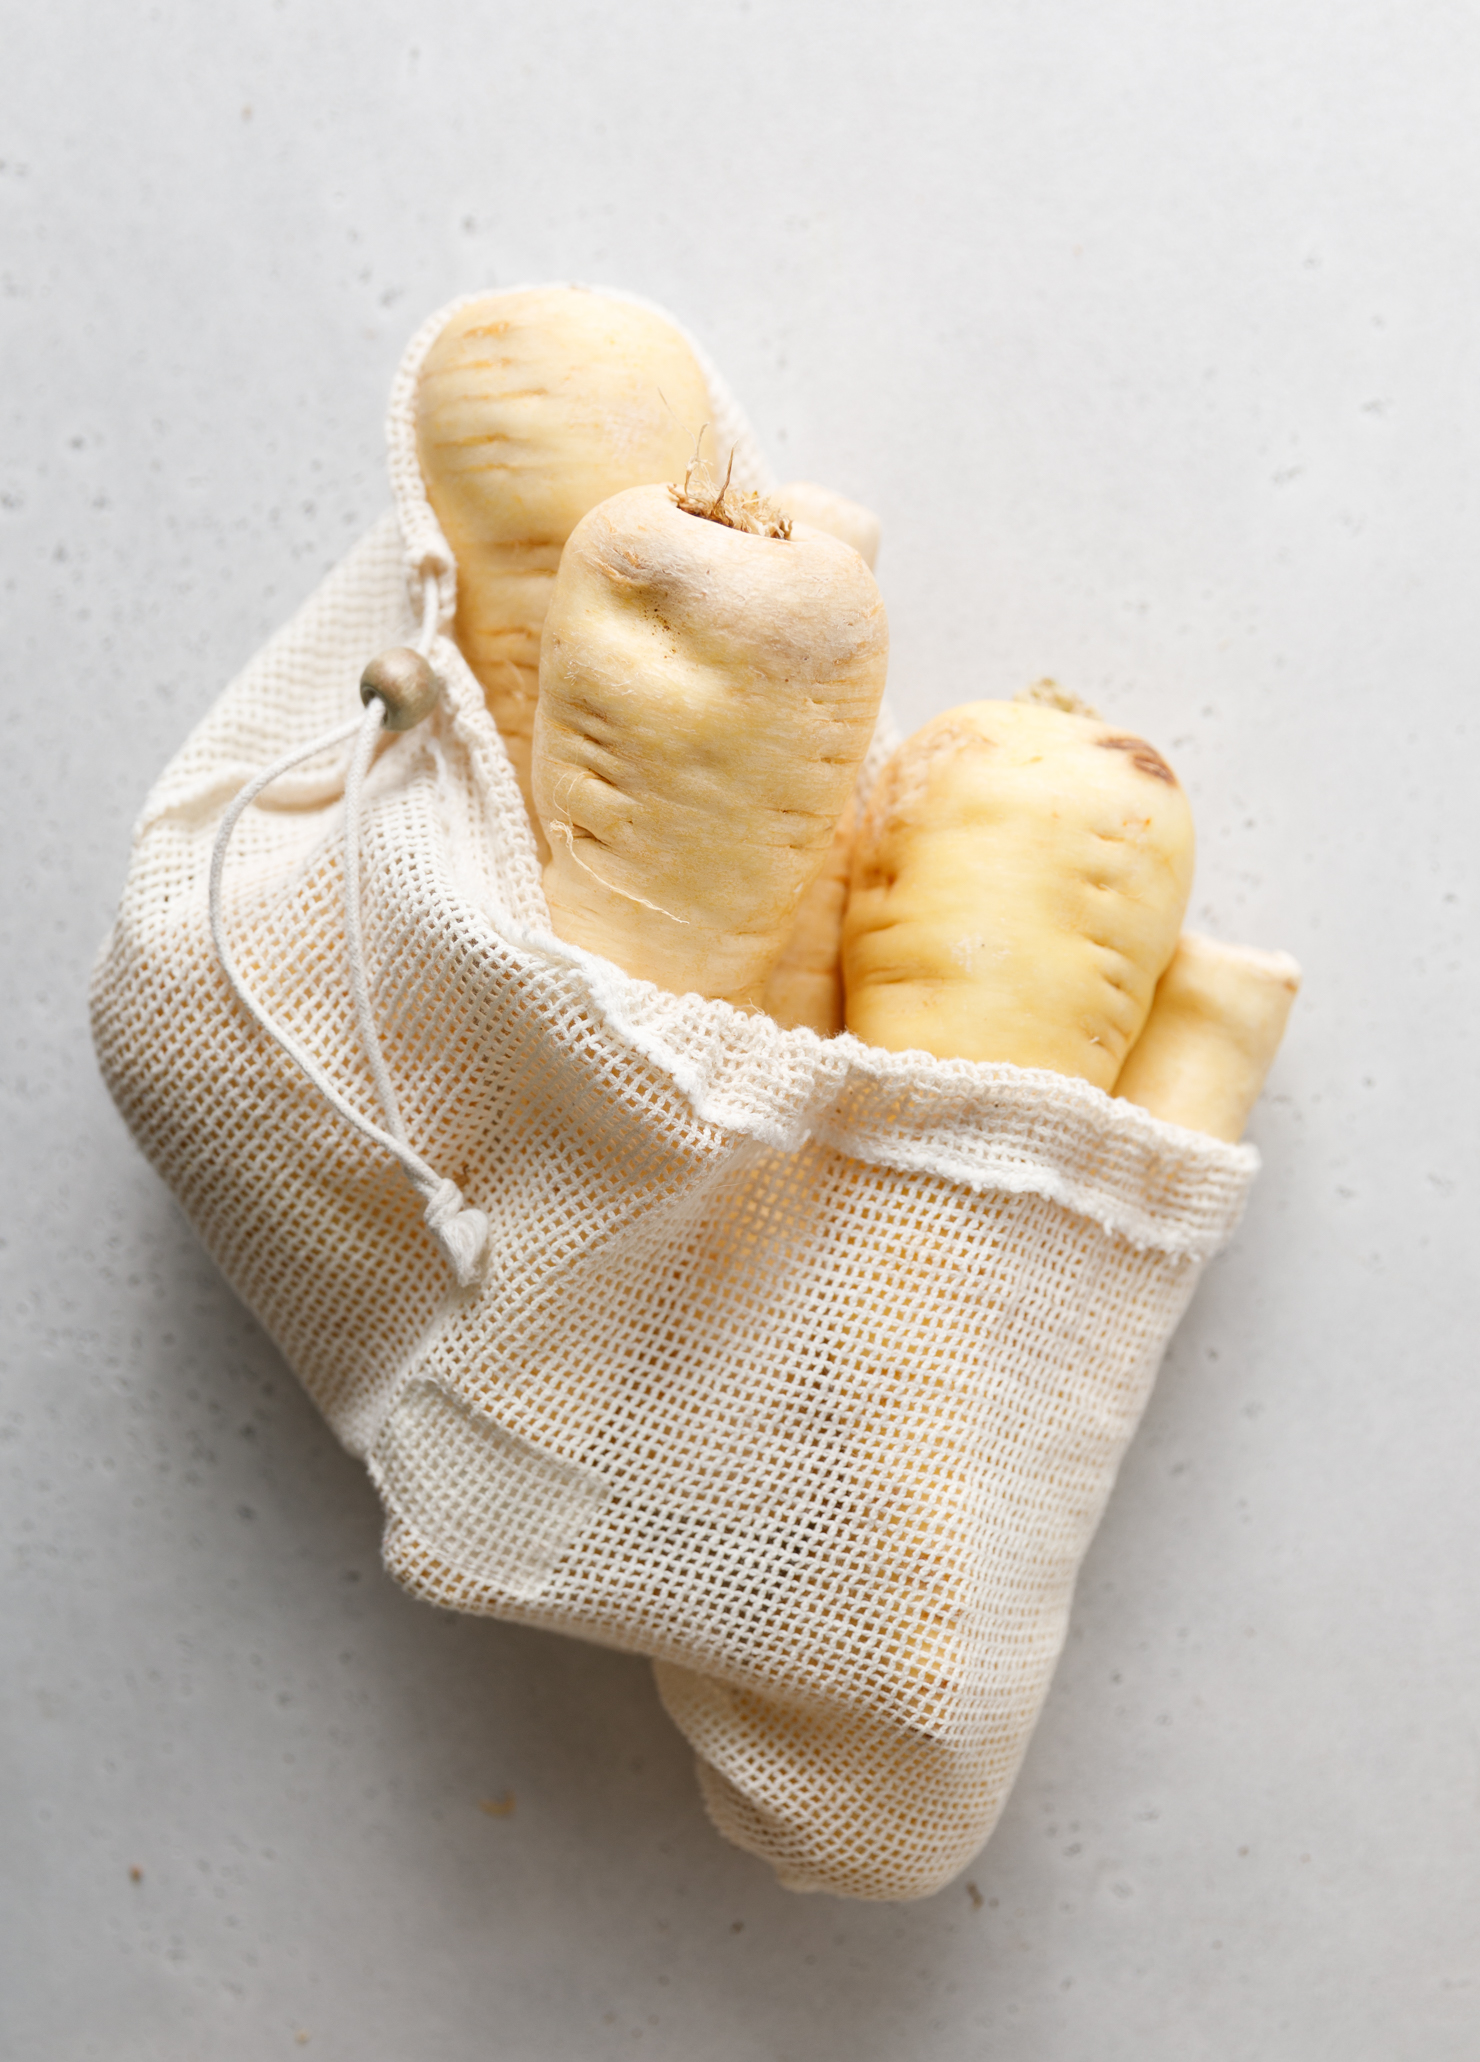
(3, 4, 1477, 2057)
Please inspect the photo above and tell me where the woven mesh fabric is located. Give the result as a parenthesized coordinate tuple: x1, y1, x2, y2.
(90, 296, 1259, 1901)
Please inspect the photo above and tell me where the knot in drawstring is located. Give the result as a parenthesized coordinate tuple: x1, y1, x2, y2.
(416, 1176, 492, 1288)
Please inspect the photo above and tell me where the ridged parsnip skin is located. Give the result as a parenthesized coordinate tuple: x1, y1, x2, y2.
(1114, 932, 1300, 1140)
(843, 701, 1195, 1085)
(414, 289, 711, 848)
(533, 485, 889, 1008)
(761, 800, 856, 1035)
(776, 482, 881, 569)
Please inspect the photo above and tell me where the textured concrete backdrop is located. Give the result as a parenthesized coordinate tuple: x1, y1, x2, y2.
(3, 4, 1477, 2057)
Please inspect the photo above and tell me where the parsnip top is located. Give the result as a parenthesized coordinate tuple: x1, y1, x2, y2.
(534, 484, 889, 1007)
(844, 700, 1195, 1084)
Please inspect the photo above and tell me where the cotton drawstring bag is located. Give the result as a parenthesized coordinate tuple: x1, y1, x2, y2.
(90, 290, 1259, 1902)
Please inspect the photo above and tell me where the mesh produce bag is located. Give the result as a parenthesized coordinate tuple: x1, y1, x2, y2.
(90, 295, 1259, 1900)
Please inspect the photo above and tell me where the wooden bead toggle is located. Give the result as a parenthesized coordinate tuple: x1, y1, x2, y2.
(360, 647, 442, 732)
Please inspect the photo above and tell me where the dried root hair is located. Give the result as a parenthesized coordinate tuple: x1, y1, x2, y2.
(1015, 677, 1101, 718)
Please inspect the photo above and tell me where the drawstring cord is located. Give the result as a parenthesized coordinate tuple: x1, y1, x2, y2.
(207, 578, 490, 1286)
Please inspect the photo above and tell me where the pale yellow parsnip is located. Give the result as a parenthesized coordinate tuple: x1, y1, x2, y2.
(1114, 932, 1300, 1140)
(414, 288, 712, 849)
(844, 701, 1195, 1087)
(533, 484, 889, 1008)
(832, 701, 1195, 1748)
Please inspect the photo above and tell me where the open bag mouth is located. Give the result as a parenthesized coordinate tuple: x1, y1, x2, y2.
(90, 285, 1261, 1902)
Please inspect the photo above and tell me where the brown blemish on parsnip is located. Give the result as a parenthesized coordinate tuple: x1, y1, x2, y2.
(1097, 734, 1177, 784)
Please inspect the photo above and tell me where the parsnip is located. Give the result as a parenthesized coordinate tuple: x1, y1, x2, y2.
(532, 482, 889, 1008)
(827, 709, 1198, 1772)
(1114, 932, 1300, 1140)
(843, 700, 1194, 1085)
(414, 287, 711, 849)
